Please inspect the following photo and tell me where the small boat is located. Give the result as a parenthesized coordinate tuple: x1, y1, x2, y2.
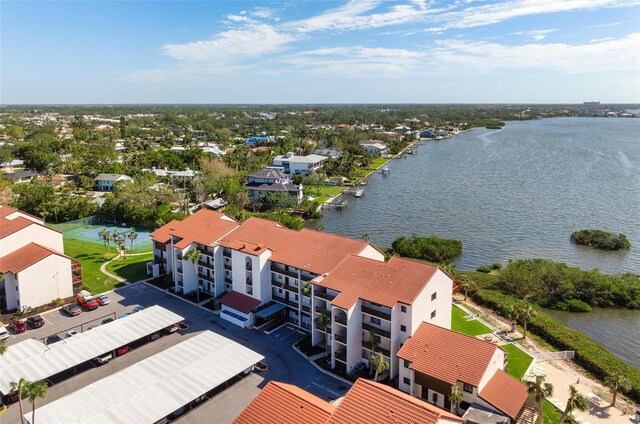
(354, 188, 364, 197)
(381, 166, 390, 174)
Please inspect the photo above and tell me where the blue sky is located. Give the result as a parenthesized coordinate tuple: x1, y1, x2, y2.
(2, 0, 639, 104)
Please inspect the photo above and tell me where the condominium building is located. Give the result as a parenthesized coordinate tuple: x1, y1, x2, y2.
(234, 378, 465, 424)
(0, 205, 82, 312)
(151, 210, 453, 379)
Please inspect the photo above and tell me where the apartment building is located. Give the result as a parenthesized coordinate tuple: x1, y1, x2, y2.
(0, 205, 82, 311)
(234, 378, 466, 424)
(397, 322, 536, 424)
(151, 211, 453, 379)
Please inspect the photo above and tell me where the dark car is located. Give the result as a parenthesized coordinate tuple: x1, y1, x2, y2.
(102, 318, 115, 325)
(9, 320, 27, 334)
(62, 303, 82, 316)
(26, 315, 45, 329)
(46, 334, 62, 345)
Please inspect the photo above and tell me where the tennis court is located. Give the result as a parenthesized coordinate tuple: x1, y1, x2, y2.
(52, 217, 153, 252)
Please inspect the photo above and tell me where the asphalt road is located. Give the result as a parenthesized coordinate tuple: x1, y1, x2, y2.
(2, 282, 349, 423)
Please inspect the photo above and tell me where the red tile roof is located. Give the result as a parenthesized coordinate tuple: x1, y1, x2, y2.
(234, 381, 335, 424)
(0, 243, 69, 274)
(327, 379, 464, 424)
(219, 217, 377, 275)
(314, 255, 441, 309)
(397, 322, 501, 387)
(150, 209, 239, 249)
(219, 291, 261, 314)
(478, 370, 529, 420)
(0, 205, 53, 239)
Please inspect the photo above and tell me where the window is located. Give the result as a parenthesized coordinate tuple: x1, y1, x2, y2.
(403, 377, 411, 385)
(370, 317, 381, 325)
(245, 257, 252, 270)
(401, 305, 407, 313)
(404, 360, 410, 368)
(432, 393, 438, 404)
(401, 325, 407, 332)
(430, 310, 437, 319)
(431, 292, 437, 301)
(247, 287, 253, 295)
(463, 383, 473, 393)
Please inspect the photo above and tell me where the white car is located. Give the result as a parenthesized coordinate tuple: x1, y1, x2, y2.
(65, 330, 79, 338)
(0, 326, 9, 340)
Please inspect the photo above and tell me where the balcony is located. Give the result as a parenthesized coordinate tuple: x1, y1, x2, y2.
(272, 279, 298, 293)
(224, 276, 232, 284)
(246, 278, 253, 287)
(314, 291, 336, 302)
(176, 254, 183, 261)
(224, 263, 232, 271)
(301, 304, 310, 313)
(270, 264, 299, 279)
(197, 246, 214, 256)
(334, 333, 347, 344)
(315, 306, 330, 316)
(153, 255, 167, 263)
(361, 305, 391, 321)
(176, 267, 183, 274)
(363, 345, 391, 358)
(273, 296, 298, 308)
(198, 273, 215, 283)
(334, 315, 347, 326)
(198, 260, 214, 270)
(222, 250, 231, 258)
(334, 351, 347, 363)
(362, 323, 391, 339)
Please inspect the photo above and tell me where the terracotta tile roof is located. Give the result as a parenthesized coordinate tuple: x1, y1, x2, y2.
(150, 209, 239, 249)
(234, 381, 335, 424)
(0, 242, 69, 274)
(219, 217, 376, 275)
(219, 291, 261, 314)
(0, 205, 52, 239)
(314, 255, 440, 309)
(327, 379, 464, 424)
(478, 370, 529, 420)
(397, 322, 500, 387)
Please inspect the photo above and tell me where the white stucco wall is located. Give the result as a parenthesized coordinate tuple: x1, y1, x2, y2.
(10, 255, 73, 310)
(478, 348, 505, 390)
(357, 244, 385, 261)
(409, 269, 452, 333)
(0, 225, 63, 257)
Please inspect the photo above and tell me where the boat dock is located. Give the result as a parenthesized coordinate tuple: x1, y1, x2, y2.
(344, 187, 365, 197)
(321, 196, 349, 210)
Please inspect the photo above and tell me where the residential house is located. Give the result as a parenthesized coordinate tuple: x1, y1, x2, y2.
(93, 173, 132, 191)
(0, 205, 82, 312)
(312, 148, 342, 159)
(397, 322, 536, 424)
(2, 170, 41, 184)
(272, 152, 327, 176)
(359, 140, 389, 156)
(0, 159, 24, 173)
(245, 136, 272, 147)
(246, 169, 303, 204)
(234, 378, 465, 424)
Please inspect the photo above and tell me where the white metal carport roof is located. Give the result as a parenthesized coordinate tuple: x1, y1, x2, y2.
(0, 305, 183, 394)
(28, 330, 264, 424)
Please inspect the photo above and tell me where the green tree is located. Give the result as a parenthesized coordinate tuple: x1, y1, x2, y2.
(9, 378, 27, 424)
(370, 352, 388, 381)
(98, 228, 111, 254)
(450, 385, 464, 415)
(127, 231, 138, 256)
(559, 385, 588, 424)
(314, 310, 331, 361)
(183, 247, 202, 302)
(361, 233, 370, 242)
(458, 275, 475, 301)
(605, 371, 631, 407)
(526, 375, 553, 424)
(364, 329, 380, 374)
(10, 182, 55, 218)
(23, 380, 48, 424)
(518, 303, 537, 340)
(505, 302, 519, 333)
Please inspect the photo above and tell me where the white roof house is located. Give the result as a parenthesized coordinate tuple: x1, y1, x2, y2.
(272, 152, 327, 176)
(93, 174, 132, 191)
(28, 330, 264, 424)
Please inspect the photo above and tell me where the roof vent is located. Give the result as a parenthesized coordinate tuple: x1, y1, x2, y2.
(241, 243, 247, 250)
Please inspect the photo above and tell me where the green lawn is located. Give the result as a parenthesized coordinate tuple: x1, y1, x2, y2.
(370, 158, 390, 169)
(542, 399, 571, 424)
(315, 185, 345, 198)
(63, 239, 119, 294)
(105, 253, 153, 283)
(451, 305, 492, 336)
(503, 343, 533, 380)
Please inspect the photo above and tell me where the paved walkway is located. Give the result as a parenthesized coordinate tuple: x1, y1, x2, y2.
(99, 251, 150, 284)
(455, 297, 637, 424)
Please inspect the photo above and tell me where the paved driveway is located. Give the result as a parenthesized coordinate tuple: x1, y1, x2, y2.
(2, 283, 349, 423)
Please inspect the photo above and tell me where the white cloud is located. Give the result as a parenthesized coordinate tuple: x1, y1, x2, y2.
(590, 37, 615, 42)
(513, 29, 558, 41)
(588, 21, 622, 28)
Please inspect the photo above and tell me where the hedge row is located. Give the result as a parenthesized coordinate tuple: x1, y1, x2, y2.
(470, 288, 640, 403)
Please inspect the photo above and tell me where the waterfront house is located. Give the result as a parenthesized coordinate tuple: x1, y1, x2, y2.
(0, 205, 82, 312)
(312, 148, 342, 158)
(272, 152, 327, 176)
(93, 173, 132, 191)
(359, 140, 389, 156)
(397, 322, 536, 424)
(246, 169, 303, 204)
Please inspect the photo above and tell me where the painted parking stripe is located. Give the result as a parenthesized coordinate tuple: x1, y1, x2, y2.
(311, 382, 341, 397)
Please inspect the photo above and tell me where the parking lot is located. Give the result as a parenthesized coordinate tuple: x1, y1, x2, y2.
(2, 283, 349, 423)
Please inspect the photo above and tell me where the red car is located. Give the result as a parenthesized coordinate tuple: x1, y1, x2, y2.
(10, 320, 27, 334)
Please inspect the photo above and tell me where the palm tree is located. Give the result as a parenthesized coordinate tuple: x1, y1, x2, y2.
(450, 385, 464, 415)
(314, 310, 331, 361)
(505, 303, 518, 333)
(518, 303, 537, 340)
(9, 378, 27, 424)
(183, 248, 202, 303)
(527, 374, 553, 424)
(559, 385, 588, 424)
(458, 275, 475, 301)
(127, 231, 138, 257)
(364, 329, 380, 374)
(23, 380, 47, 424)
(371, 352, 388, 381)
(605, 371, 631, 407)
(361, 233, 370, 242)
(98, 228, 110, 253)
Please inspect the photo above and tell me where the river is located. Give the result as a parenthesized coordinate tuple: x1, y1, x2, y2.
(316, 117, 640, 367)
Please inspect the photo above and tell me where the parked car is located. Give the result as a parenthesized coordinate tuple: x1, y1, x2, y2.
(0, 326, 9, 340)
(115, 346, 130, 356)
(46, 334, 62, 345)
(76, 291, 99, 310)
(102, 318, 115, 325)
(161, 324, 179, 335)
(26, 315, 45, 329)
(254, 361, 268, 372)
(65, 330, 79, 338)
(132, 305, 145, 313)
(62, 303, 82, 316)
(9, 320, 27, 334)
(96, 295, 110, 306)
(93, 353, 113, 366)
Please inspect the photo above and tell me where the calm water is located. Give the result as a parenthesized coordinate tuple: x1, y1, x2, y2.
(316, 117, 640, 366)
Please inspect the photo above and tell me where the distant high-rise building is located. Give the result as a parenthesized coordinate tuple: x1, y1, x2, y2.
(120, 115, 126, 137)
